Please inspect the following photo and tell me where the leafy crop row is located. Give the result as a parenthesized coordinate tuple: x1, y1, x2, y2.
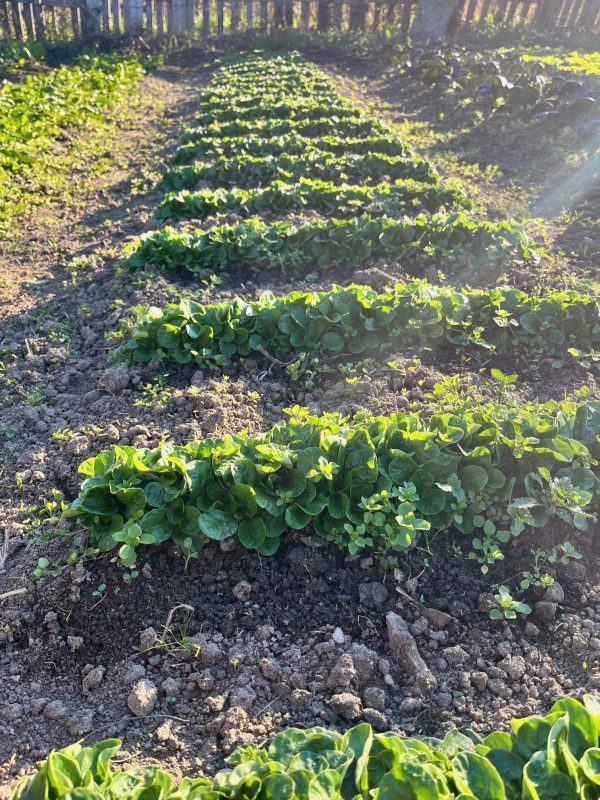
(0, 54, 144, 237)
(156, 178, 469, 221)
(11, 696, 600, 800)
(115, 281, 600, 369)
(64, 396, 599, 569)
(160, 151, 438, 192)
(121, 213, 533, 276)
(172, 133, 411, 164)
(180, 115, 386, 143)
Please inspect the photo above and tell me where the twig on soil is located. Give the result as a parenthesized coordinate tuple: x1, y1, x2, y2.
(256, 346, 296, 367)
(79, 713, 189, 744)
(0, 529, 9, 569)
(255, 693, 286, 718)
(0, 587, 28, 601)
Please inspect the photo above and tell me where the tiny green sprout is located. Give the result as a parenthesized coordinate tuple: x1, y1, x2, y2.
(92, 583, 107, 598)
(489, 586, 532, 621)
(230, 658, 240, 668)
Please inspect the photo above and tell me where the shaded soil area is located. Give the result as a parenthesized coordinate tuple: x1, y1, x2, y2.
(1, 42, 599, 794)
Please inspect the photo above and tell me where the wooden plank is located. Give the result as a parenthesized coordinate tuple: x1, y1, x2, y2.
(171, 0, 184, 32)
(100, 0, 109, 30)
(400, 0, 412, 29)
(122, 0, 130, 29)
(156, 0, 163, 31)
(371, 0, 380, 28)
(144, 0, 152, 32)
(31, 0, 44, 37)
(216, 0, 223, 30)
(110, 0, 119, 31)
(464, 0, 478, 22)
(284, 0, 292, 21)
(11, 1, 23, 39)
(301, 0, 309, 23)
(129, 0, 143, 30)
(246, 0, 253, 26)
(22, 0, 35, 38)
(202, 0, 209, 33)
(332, 0, 341, 26)
(0, 0, 12, 38)
(230, 0, 239, 26)
(260, 0, 267, 24)
(185, 0, 195, 31)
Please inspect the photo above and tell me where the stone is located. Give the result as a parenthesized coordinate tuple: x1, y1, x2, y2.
(534, 601, 557, 625)
(386, 612, 428, 676)
(328, 692, 362, 720)
(229, 687, 256, 709)
(1, 703, 23, 723)
(43, 700, 68, 720)
(260, 658, 281, 681)
(350, 644, 378, 686)
(363, 686, 386, 711)
(477, 593, 496, 614)
(442, 646, 469, 667)
(128, 679, 158, 717)
(332, 627, 345, 645)
(524, 622, 540, 639)
(68, 710, 94, 737)
(232, 581, 252, 601)
(470, 671, 488, 692)
(358, 581, 389, 609)
(99, 364, 130, 393)
(543, 583, 565, 603)
(82, 665, 105, 692)
(328, 654, 357, 689)
(139, 627, 158, 651)
(557, 561, 586, 584)
(422, 607, 453, 629)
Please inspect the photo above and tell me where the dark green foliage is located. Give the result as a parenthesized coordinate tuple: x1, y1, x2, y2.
(120, 213, 533, 276)
(115, 281, 600, 369)
(65, 396, 599, 566)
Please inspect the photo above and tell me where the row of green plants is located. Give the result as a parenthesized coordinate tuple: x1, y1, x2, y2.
(0, 54, 145, 237)
(172, 133, 411, 165)
(65, 395, 599, 572)
(121, 213, 533, 277)
(180, 115, 387, 143)
(160, 151, 438, 192)
(156, 178, 469, 221)
(114, 281, 600, 370)
(11, 696, 600, 800)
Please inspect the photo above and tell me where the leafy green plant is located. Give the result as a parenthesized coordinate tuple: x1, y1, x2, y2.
(112, 280, 597, 372)
(121, 213, 533, 277)
(489, 585, 532, 620)
(0, 54, 145, 237)
(160, 151, 438, 191)
(63, 395, 600, 571)
(156, 177, 469, 221)
(10, 696, 600, 800)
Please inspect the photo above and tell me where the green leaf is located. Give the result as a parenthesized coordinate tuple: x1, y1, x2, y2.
(461, 465, 489, 493)
(237, 517, 266, 549)
(452, 752, 506, 800)
(285, 504, 310, 530)
(199, 509, 238, 540)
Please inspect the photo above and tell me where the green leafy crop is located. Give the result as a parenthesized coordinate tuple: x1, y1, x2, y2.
(64, 396, 600, 569)
(156, 178, 469, 221)
(114, 281, 600, 370)
(120, 213, 533, 276)
(10, 696, 600, 799)
(160, 151, 438, 192)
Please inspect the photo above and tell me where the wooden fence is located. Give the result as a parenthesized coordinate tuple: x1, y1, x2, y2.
(0, 0, 599, 43)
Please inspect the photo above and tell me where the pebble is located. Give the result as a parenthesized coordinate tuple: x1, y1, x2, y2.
(332, 627, 345, 644)
(328, 692, 362, 720)
(363, 686, 386, 711)
(128, 679, 158, 717)
(43, 700, 68, 720)
(534, 601, 558, 624)
(358, 581, 389, 609)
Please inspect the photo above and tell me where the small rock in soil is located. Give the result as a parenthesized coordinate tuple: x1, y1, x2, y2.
(328, 653, 357, 689)
(128, 678, 158, 717)
(358, 581, 389, 609)
(386, 612, 436, 693)
(543, 582, 565, 603)
(534, 601, 558, 624)
(363, 686, 386, 711)
(328, 692, 362, 720)
(99, 364, 130, 393)
(43, 700, 68, 720)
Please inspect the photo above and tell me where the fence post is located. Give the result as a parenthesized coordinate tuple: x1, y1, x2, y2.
(260, 0, 267, 25)
(246, 0, 253, 26)
(170, 0, 184, 33)
(81, 0, 101, 34)
(216, 0, 223, 31)
(185, 0, 195, 31)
